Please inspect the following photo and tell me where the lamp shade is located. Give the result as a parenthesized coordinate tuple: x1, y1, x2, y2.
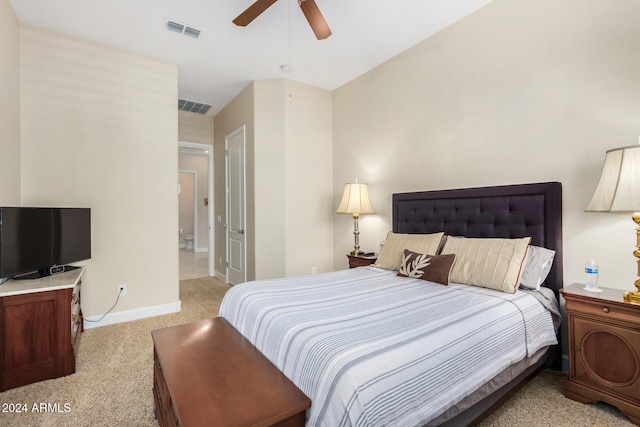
(586, 145, 640, 212)
(336, 183, 375, 215)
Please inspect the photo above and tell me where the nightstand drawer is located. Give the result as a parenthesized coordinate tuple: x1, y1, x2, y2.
(565, 298, 640, 328)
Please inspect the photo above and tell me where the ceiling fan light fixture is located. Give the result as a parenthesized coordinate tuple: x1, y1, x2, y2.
(233, 0, 331, 40)
(298, 0, 331, 40)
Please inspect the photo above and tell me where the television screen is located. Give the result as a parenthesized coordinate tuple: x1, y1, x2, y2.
(0, 207, 91, 280)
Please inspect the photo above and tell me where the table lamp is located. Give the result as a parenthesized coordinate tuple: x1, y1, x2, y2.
(586, 144, 640, 303)
(337, 181, 375, 255)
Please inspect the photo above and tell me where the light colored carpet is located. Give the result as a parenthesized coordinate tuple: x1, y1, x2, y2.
(0, 277, 634, 426)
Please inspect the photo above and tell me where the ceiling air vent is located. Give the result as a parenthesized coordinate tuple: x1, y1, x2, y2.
(183, 27, 201, 39)
(165, 19, 201, 39)
(166, 20, 185, 34)
(178, 99, 212, 115)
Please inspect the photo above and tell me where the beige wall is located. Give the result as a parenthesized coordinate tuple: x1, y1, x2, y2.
(213, 79, 333, 280)
(178, 110, 213, 145)
(332, 0, 640, 288)
(19, 25, 179, 318)
(178, 171, 195, 244)
(254, 79, 287, 279)
(0, 0, 20, 205)
(283, 80, 333, 276)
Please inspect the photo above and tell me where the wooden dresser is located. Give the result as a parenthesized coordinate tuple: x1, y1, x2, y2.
(561, 283, 640, 424)
(152, 317, 310, 427)
(0, 266, 84, 391)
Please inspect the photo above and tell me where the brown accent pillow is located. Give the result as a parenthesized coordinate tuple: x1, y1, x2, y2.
(397, 250, 456, 286)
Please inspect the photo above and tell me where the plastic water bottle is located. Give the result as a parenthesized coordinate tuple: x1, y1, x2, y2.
(585, 258, 599, 289)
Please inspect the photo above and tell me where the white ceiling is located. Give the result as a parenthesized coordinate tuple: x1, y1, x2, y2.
(8, 0, 494, 116)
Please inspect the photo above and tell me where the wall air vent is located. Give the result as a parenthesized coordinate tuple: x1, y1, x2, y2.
(178, 99, 212, 115)
(165, 19, 201, 39)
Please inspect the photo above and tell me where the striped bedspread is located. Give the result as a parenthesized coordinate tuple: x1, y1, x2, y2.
(219, 267, 558, 426)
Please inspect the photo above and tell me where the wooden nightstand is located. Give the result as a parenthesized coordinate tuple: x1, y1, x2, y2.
(561, 283, 640, 424)
(347, 254, 377, 268)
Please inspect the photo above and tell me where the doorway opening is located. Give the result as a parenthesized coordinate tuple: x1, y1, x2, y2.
(178, 141, 214, 278)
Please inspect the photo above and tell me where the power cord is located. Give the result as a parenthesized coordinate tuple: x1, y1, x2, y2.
(84, 288, 123, 323)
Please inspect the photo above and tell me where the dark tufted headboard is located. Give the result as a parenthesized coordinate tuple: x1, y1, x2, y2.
(392, 182, 563, 295)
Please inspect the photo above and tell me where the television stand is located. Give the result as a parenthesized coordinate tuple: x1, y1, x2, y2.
(12, 264, 81, 280)
(0, 266, 84, 391)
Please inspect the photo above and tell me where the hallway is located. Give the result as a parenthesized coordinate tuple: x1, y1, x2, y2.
(179, 249, 209, 280)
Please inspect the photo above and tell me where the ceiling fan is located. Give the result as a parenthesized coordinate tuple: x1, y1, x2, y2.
(233, 0, 332, 40)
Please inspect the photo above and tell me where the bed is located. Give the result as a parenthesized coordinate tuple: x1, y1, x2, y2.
(219, 182, 563, 426)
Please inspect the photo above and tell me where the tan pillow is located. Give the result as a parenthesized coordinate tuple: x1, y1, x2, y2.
(373, 231, 444, 271)
(397, 250, 456, 286)
(441, 236, 531, 293)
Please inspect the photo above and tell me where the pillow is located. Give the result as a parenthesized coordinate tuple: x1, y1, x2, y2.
(373, 231, 444, 271)
(520, 245, 556, 291)
(441, 236, 531, 293)
(397, 250, 456, 286)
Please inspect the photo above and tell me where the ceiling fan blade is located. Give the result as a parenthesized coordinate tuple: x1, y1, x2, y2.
(298, 0, 332, 40)
(233, 0, 279, 27)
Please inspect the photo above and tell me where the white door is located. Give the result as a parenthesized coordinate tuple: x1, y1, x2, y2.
(226, 126, 246, 285)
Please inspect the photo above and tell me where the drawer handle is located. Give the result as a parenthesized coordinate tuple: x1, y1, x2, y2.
(603, 307, 610, 313)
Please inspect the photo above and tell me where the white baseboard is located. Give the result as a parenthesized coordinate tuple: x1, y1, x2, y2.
(214, 271, 227, 283)
(83, 300, 181, 329)
(194, 247, 209, 253)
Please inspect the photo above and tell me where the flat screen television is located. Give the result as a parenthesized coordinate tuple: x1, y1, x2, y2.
(0, 207, 91, 281)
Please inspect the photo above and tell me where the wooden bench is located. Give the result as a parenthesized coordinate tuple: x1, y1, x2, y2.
(152, 317, 311, 427)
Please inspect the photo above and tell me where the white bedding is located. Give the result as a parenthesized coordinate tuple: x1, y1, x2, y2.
(219, 267, 558, 426)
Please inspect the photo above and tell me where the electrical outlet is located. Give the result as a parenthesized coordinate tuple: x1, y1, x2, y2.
(118, 284, 127, 296)
(311, 267, 317, 275)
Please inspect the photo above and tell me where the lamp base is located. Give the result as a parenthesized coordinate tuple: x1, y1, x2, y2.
(624, 291, 640, 304)
(628, 213, 640, 305)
